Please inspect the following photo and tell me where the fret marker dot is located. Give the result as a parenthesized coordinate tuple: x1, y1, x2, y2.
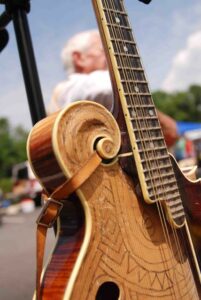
(123, 46, 128, 52)
(135, 86, 139, 93)
(115, 17, 120, 24)
(131, 110, 136, 117)
(149, 109, 154, 116)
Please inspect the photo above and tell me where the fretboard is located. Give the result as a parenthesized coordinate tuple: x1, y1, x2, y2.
(93, 0, 185, 227)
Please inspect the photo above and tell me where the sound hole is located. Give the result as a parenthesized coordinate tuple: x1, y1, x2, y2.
(96, 281, 120, 300)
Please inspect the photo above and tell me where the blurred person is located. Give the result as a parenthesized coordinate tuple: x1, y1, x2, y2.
(49, 30, 178, 147)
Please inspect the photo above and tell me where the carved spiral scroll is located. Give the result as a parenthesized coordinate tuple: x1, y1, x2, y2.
(52, 101, 121, 179)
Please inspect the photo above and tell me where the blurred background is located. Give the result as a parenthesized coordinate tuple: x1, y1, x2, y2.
(0, 0, 201, 299)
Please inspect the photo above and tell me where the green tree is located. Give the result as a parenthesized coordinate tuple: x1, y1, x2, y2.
(153, 85, 201, 122)
(0, 118, 28, 178)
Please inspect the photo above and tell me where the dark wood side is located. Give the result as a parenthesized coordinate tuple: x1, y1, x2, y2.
(171, 156, 201, 272)
(41, 195, 85, 300)
(28, 112, 85, 299)
(28, 111, 67, 194)
(171, 156, 201, 228)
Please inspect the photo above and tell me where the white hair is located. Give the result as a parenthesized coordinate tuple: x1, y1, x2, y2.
(61, 29, 100, 74)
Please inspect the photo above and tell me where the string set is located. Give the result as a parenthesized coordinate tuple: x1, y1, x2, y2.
(98, 0, 196, 297)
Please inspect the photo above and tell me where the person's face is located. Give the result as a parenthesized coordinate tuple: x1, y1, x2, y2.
(74, 34, 108, 73)
(83, 35, 108, 73)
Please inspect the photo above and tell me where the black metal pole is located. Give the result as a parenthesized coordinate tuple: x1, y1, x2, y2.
(0, 11, 11, 29)
(12, 8, 46, 125)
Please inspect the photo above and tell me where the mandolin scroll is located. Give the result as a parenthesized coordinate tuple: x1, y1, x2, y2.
(53, 101, 121, 181)
(27, 100, 121, 196)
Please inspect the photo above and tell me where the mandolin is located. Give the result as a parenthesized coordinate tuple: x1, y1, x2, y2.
(28, 0, 201, 299)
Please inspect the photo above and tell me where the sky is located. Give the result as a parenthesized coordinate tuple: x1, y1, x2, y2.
(0, 0, 201, 129)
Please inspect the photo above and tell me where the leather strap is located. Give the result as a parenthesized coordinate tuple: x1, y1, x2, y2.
(36, 152, 102, 299)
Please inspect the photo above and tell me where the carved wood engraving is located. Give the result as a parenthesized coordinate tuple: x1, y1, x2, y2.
(70, 164, 198, 299)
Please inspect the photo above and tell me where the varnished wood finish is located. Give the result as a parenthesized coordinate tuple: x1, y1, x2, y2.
(41, 196, 85, 300)
(28, 102, 201, 299)
(171, 157, 201, 227)
(70, 163, 200, 300)
(27, 0, 201, 297)
(27, 111, 67, 195)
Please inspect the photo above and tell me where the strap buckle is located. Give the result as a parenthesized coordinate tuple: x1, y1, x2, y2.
(36, 198, 63, 228)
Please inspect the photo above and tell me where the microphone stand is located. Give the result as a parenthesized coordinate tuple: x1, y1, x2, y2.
(0, 0, 46, 126)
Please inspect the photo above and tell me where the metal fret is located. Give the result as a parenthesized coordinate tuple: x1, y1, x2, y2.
(139, 147, 167, 155)
(171, 211, 185, 219)
(133, 126, 161, 133)
(166, 194, 182, 200)
(140, 156, 172, 163)
(125, 93, 151, 96)
(148, 188, 180, 198)
(169, 205, 184, 214)
(168, 199, 185, 206)
(139, 155, 170, 162)
(142, 161, 174, 176)
(107, 23, 131, 30)
(135, 136, 165, 142)
(148, 177, 177, 192)
(131, 117, 161, 122)
(142, 157, 172, 165)
(142, 160, 174, 170)
(103, 8, 126, 15)
(114, 52, 140, 58)
(118, 66, 143, 71)
(110, 37, 135, 44)
(121, 80, 147, 84)
(146, 182, 178, 193)
(149, 171, 175, 179)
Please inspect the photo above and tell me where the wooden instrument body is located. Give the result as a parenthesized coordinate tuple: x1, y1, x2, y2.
(28, 0, 201, 297)
(28, 102, 201, 300)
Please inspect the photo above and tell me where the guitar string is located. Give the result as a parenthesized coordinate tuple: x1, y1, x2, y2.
(121, 1, 194, 294)
(102, 2, 158, 295)
(111, 0, 178, 263)
(104, 0, 153, 295)
(104, 0, 189, 297)
(180, 226, 200, 297)
(111, 2, 183, 298)
(103, 0, 177, 297)
(104, 3, 158, 297)
(120, 0, 193, 294)
(102, 1, 195, 298)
